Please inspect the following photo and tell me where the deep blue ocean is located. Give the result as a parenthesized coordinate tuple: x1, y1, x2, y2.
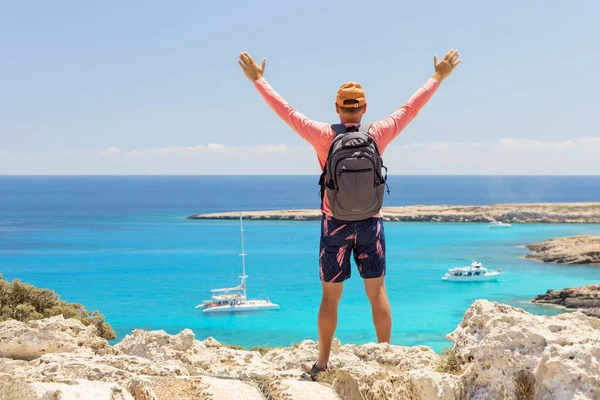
(1, 176, 599, 352)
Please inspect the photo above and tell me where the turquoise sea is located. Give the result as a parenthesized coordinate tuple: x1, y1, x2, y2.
(1, 176, 599, 352)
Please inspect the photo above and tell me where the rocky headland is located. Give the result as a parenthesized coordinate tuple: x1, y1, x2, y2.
(527, 236, 600, 318)
(533, 284, 600, 319)
(525, 235, 600, 265)
(187, 202, 600, 223)
(1, 300, 599, 400)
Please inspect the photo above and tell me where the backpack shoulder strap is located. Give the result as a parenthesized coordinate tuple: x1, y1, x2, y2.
(320, 124, 348, 202)
(331, 124, 347, 134)
(358, 123, 381, 155)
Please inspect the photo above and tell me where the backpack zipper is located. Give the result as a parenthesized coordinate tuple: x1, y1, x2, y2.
(338, 168, 373, 176)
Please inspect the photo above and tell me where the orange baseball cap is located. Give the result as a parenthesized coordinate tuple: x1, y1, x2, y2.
(336, 81, 366, 108)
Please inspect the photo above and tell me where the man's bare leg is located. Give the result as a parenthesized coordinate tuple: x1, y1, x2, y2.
(317, 281, 344, 367)
(364, 276, 392, 343)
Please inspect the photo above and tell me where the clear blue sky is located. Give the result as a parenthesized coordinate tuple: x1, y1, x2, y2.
(1, 1, 599, 174)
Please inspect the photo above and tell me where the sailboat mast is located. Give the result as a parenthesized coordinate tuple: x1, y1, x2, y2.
(239, 212, 247, 299)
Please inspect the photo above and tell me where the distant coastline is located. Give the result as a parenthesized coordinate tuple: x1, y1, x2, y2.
(525, 235, 600, 265)
(187, 202, 600, 223)
(533, 284, 600, 318)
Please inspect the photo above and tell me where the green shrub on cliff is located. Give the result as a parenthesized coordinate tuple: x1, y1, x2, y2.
(435, 346, 460, 374)
(0, 274, 116, 340)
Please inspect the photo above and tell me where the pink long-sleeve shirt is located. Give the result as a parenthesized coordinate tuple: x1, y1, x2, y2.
(254, 77, 440, 217)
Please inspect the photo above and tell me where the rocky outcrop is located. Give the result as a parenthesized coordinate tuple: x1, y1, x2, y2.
(0, 300, 598, 399)
(260, 340, 452, 400)
(525, 235, 600, 264)
(31, 380, 135, 400)
(449, 300, 600, 400)
(114, 329, 272, 376)
(187, 202, 600, 223)
(0, 315, 112, 360)
(533, 284, 600, 318)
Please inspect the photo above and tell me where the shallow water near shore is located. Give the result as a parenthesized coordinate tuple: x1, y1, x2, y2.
(1, 176, 600, 352)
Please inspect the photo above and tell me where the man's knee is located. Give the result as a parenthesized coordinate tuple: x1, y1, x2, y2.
(321, 281, 343, 302)
(364, 277, 387, 302)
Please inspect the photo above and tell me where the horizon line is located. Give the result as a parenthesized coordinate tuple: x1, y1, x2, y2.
(1, 174, 599, 178)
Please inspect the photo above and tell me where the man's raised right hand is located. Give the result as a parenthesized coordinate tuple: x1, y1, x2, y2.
(238, 52, 266, 82)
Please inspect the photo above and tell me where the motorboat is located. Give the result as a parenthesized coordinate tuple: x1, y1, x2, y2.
(442, 261, 503, 282)
(488, 220, 512, 229)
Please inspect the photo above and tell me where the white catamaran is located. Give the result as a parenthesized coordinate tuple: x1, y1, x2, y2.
(195, 213, 279, 314)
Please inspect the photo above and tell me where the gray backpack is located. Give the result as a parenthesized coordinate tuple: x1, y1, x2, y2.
(319, 124, 389, 221)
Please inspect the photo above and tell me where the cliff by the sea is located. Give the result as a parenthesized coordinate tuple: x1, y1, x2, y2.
(1, 300, 598, 400)
(187, 202, 600, 223)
